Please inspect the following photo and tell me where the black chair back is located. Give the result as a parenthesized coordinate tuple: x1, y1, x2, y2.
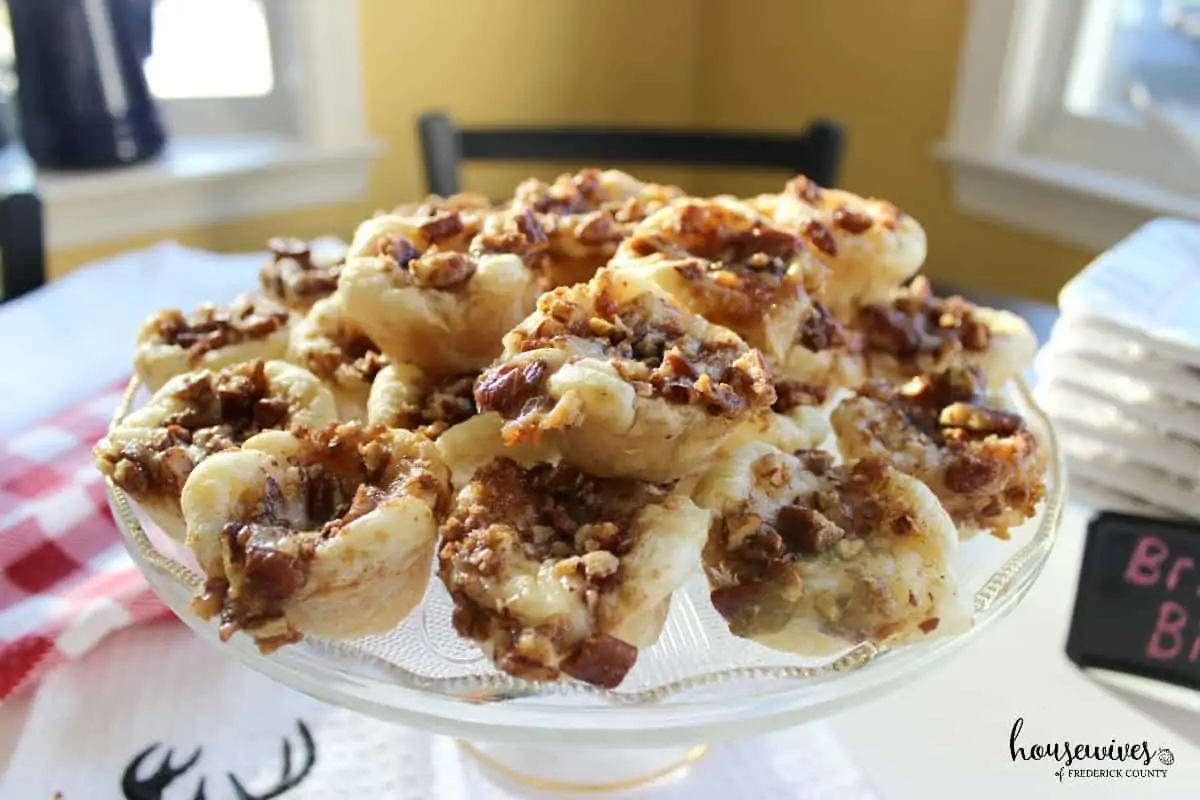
(0, 192, 46, 304)
(417, 112, 845, 197)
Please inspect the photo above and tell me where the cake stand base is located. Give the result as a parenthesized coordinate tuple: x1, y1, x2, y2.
(458, 740, 708, 793)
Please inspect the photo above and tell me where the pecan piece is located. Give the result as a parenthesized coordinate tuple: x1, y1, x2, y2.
(775, 505, 844, 553)
(409, 251, 476, 288)
(559, 634, 638, 689)
(939, 402, 1022, 436)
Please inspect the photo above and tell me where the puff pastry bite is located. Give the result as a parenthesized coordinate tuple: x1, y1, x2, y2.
(439, 457, 709, 688)
(287, 295, 388, 420)
(753, 175, 927, 318)
(719, 379, 833, 457)
(258, 237, 346, 312)
(830, 366, 1046, 538)
(338, 208, 541, 374)
(855, 277, 1037, 390)
(366, 363, 477, 437)
(134, 295, 292, 392)
(694, 443, 970, 654)
(391, 191, 495, 218)
(474, 268, 776, 482)
(183, 422, 451, 652)
(360, 359, 559, 489)
(94, 360, 336, 542)
(614, 197, 863, 387)
(511, 168, 685, 288)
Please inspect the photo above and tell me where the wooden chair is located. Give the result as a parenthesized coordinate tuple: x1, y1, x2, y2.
(417, 112, 846, 197)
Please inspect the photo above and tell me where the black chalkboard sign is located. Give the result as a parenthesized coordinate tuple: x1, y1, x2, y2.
(1067, 512, 1200, 692)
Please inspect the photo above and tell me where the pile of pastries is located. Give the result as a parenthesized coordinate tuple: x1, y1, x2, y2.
(93, 169, 1046, 688)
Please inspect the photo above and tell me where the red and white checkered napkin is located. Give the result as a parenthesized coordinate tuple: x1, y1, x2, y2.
(0, 381, 170, 702)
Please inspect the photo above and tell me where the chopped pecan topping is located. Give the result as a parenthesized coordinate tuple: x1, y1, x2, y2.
(938, 402, 1022, 435)
(419, 210, 465, 242)
(831, 205, 874, 234)
(97, 360, 295, 499)
(803, 220, 838, 256)
(797, 302, 848, 351)
(474, 359, 548, 418)
(842, 365, 1044, 535)
(439, 458, 668, 687)
(472, 208, 550, 266)
(395, 373, 478, 435)
(775, 505, 843, 553)
(559, 634, 638, 689)
(944, 454, 997, 493)
(501, 278, 775, 417)
(259, 239, 344, 305)
(382, 235, 420, 267)
(629, 202, 802, 269)
(857, 277, 992, 362)
(203, 423, 446, 649)
(575, 211, 621, 244)
(153, 297, 290, 363)
(773, 380, 828, 412)
(409, 250, 477, 288)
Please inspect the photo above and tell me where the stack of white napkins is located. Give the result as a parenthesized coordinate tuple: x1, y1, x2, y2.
(1035, 218, 1200, 518)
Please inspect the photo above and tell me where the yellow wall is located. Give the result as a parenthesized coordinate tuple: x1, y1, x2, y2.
(50, 0, 704, 279)
(50, 0, 1092, 300)
(694, 0, 1091, 300)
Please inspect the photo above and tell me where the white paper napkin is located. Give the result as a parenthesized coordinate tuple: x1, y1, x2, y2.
(0, 623, 877, 799)
(1058, 218, 1200, 355)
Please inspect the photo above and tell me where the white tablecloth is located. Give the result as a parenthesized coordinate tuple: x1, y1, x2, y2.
(1, 245, 1198, 799)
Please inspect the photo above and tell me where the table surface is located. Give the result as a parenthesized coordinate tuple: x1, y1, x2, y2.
(3, 249, 1196, 799)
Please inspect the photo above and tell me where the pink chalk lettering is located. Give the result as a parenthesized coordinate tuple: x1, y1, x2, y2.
(1125, 536, 1169, 588)
(1167, 557, 1195, 591)
(1147, 600, 1187, 660)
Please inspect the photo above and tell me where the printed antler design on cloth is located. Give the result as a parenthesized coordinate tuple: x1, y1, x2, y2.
(120, 720, 316, 800)
(121, 744, 205, 800)
(228, 720, 317, 800)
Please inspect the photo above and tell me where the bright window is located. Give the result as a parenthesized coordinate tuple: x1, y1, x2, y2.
(0, 0, 290, 136)
(1066, 0, 1200, 124)
(941, 0, 1200, 252)
(145, 0, 275, 100)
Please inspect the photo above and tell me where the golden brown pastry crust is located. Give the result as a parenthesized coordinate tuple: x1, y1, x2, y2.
(613, 197, 863, 388)
(855, 277, 1037, 390)
(183, 422, 451, 652)
(287, 295, 388, 420)
(751, 175, 927, 318)
(474, 268, 776, 482)
(134, 295, 293, 392)
(830, 366, 1046, 538)
(694, 444, 968, 654)
(366, 362, 477, 438)
(391, 191, 496, 218)
(258, 237, 346, 312)
(94, 360, 337, 542)
(438, 458, 708, 688)
(338, 208, 541, 374)
(510, 168, 686, 287)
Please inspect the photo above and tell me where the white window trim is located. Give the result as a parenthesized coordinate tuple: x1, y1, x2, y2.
(3, 0, 383, 251)
(938, 0, 1200, 253)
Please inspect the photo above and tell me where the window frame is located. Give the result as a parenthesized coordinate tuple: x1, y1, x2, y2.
(17, 0, 382, 251)
(939, 0, 1200, 252)
(149, 0, 297, 137)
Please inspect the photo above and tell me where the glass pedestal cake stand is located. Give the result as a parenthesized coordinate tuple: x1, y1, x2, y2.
(106, 378, 1065, 794)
